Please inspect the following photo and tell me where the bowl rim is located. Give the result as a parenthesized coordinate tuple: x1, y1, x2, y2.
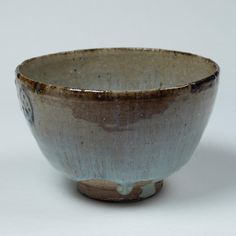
(16, 47, 220, 100)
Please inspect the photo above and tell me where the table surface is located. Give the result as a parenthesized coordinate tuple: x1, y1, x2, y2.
(1, 0, 236, 235)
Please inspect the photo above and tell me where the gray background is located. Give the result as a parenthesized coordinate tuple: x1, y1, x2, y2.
(0, 0, 235, 235)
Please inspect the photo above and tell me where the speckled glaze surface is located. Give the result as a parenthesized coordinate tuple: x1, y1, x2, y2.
(15, 48, 219, 201)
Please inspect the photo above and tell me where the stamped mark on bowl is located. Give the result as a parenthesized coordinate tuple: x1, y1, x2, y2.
(19, 88, 34, 124)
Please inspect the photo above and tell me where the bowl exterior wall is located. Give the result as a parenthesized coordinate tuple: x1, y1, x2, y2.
(16, 75, 219, 185)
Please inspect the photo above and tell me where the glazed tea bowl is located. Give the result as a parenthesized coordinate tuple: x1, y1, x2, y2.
(15, 48, 219, 201)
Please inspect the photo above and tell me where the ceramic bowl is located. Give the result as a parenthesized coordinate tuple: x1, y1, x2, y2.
(15, 48, 219, 201)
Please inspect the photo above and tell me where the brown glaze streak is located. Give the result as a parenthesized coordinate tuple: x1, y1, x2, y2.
(190, 71, 219, 93)
(15, 74, 56, 95)
(71, 96, 176, 132)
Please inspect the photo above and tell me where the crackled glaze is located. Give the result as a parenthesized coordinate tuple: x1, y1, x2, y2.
(15, 48, 219, 201)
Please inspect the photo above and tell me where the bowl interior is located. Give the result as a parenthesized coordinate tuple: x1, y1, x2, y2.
(19, 48, 217, 91)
